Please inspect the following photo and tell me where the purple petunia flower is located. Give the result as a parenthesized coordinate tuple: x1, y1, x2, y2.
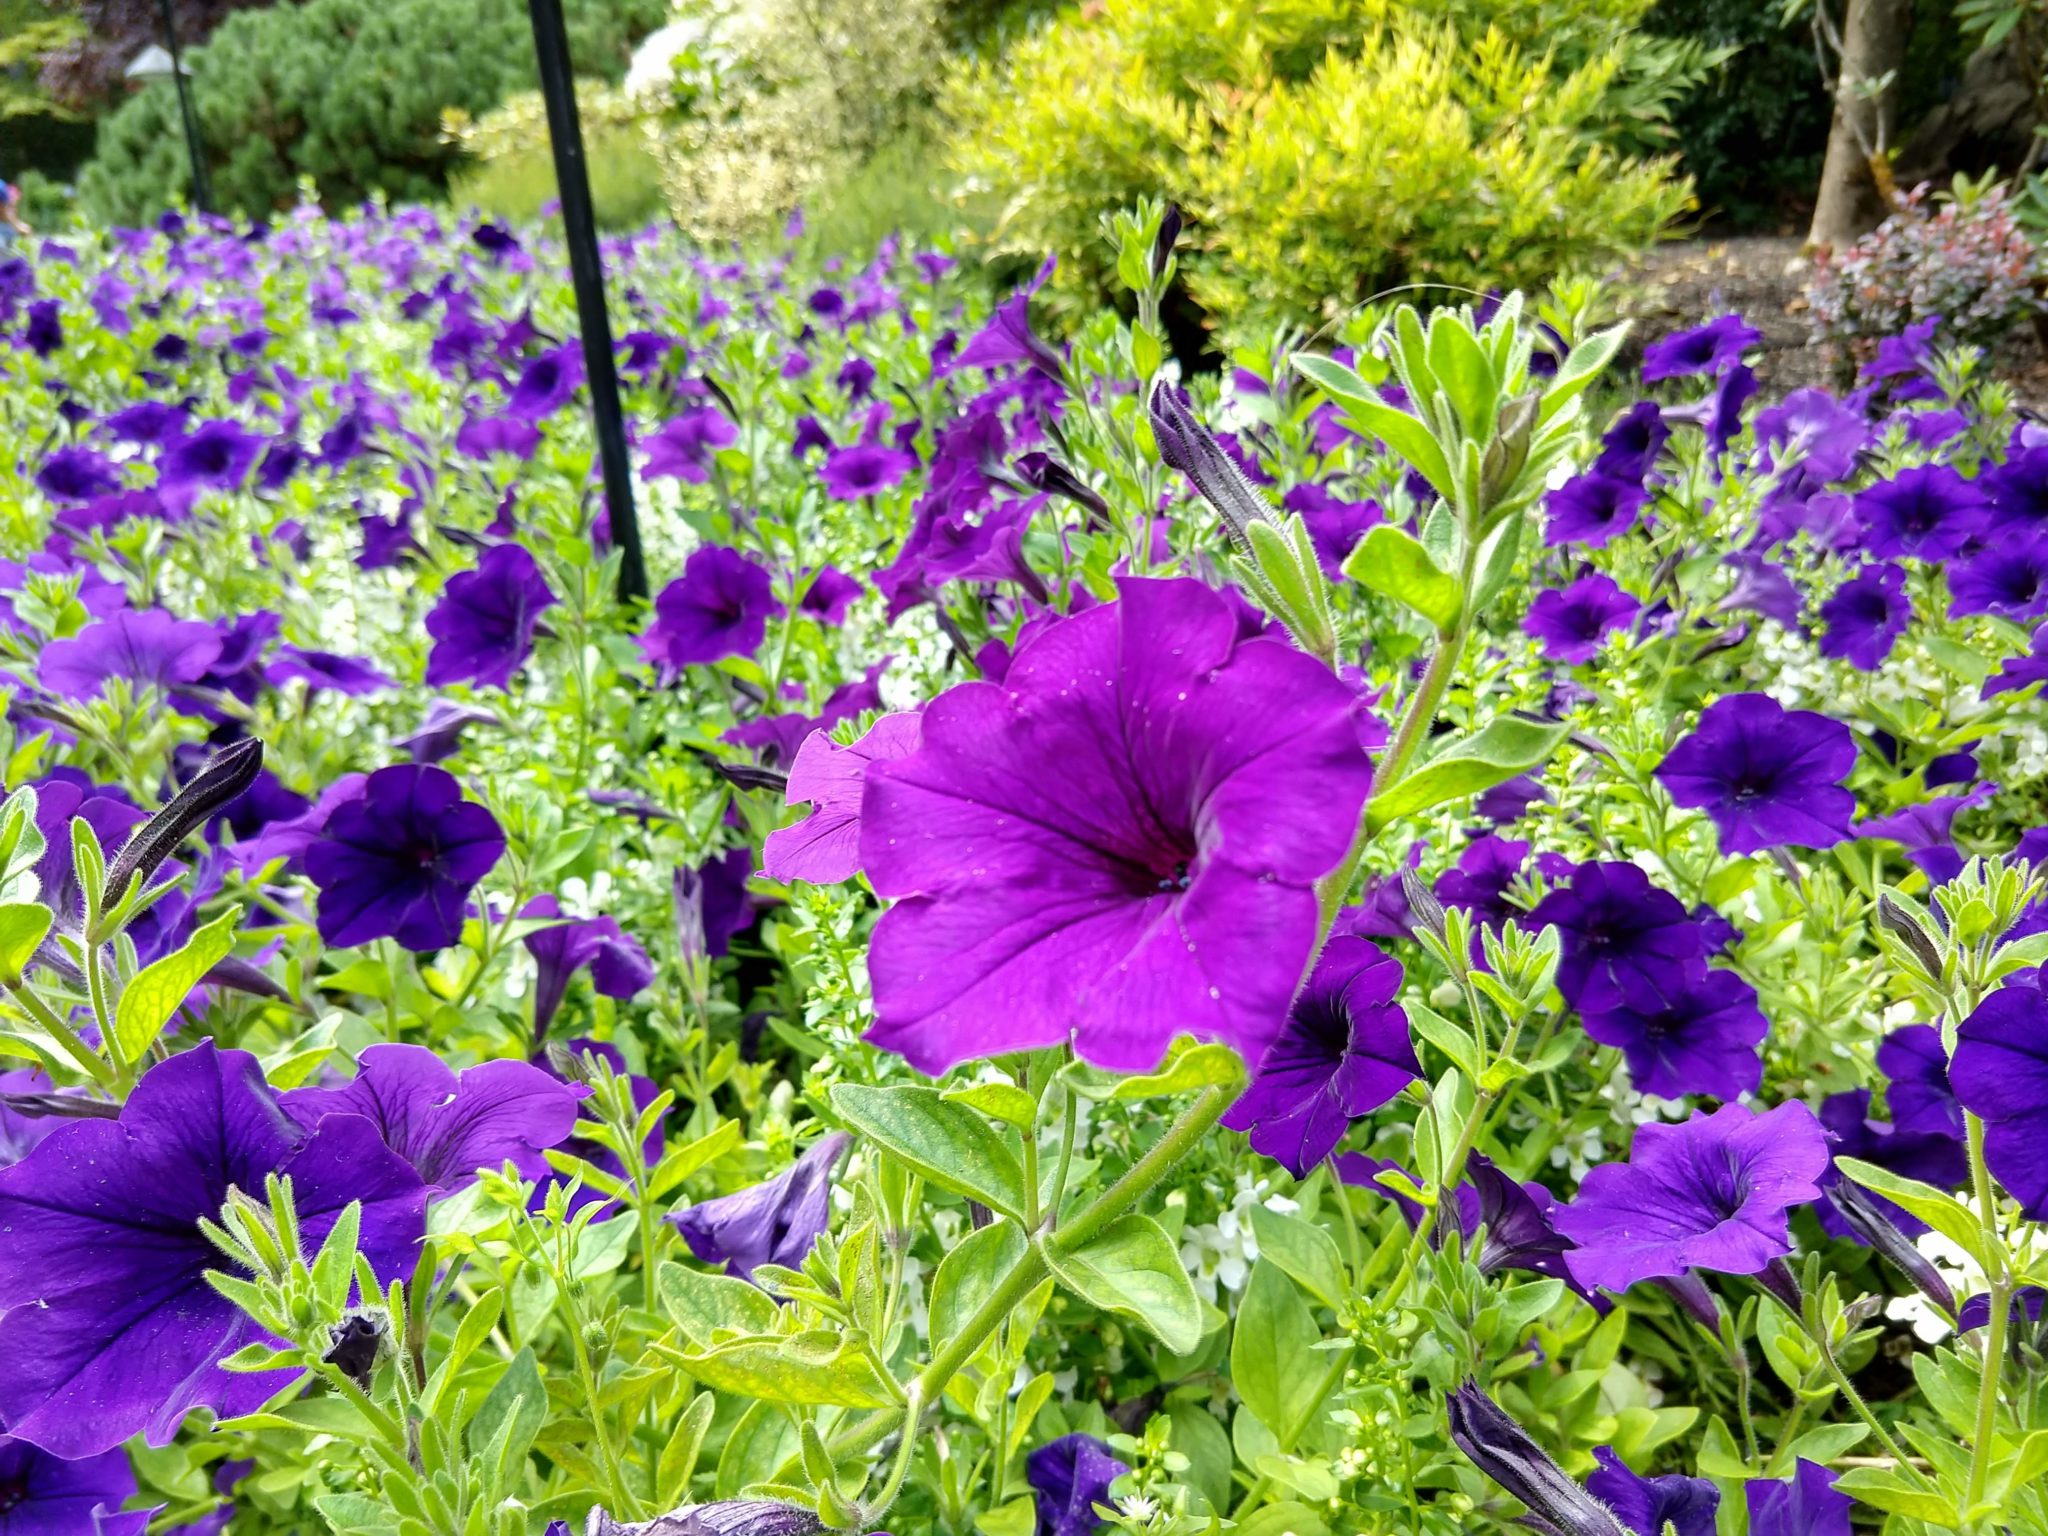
(0, 1435, 137, 1531)
(1949, 533, 2048, 622)
(1545, 473, 1648, 549)
(284, 1043, 584, 1195)
(1641, 314, 1761, 381)
(38, 608, 222, 701)
(763, 714, 922, 886)
(398, 699, 503, 764)
(1985, 446, 2048, 535)
(1580, 967, 1768, 1101)
(640, 547, 777, 679)
(1719, 551, 1802, 630)
(1477, 774, 1548, 825)
(266, 646, 396, 697)
(522, 896, 655, 1040)
(1221, 937, 1417, 1176)
(1755, 389, 1866, 482)
(1880, 1023, 1963, 1140)
(1437, 835, 1528, 933)
(955, 278, 1063, 382)
(305, 765, 506, 952)
(454, 414, 542, 462)
(1747, 1460, 1852, 1536)
(22, 298, 63, 357)
(1529, 862, 1706, 1015)
(1342, 1151, 1580, 1292)
(36, 445, 122, 504)
(1556, 1102, 1829, 1292)
(1523, 573, 1639, 664)
(681, 846, 755, 959)
(102, 399, 187, 447)
(1951, 985, 2048, 1218)
(1585, 1448, 1718, 1536)
(1812, 1087, 1967, 1241)
(1448, 1384, 1632, 1536)
(1655, 693, 1857, 855)
(820, 442, 917, 501)
(1818, 563, 1910, 670)
(643, 406, 737, 484)
(667, 1132, 848, 1282)
(1025, 1434, 1127, 1536)
(1855, 782, 1997, 884)
(1852, 465, 1992, 563)
(797, 565, 863, 626)
(1984, 621, 2048, 698)
(424, 543, 558, 689)
(0, 1044, 425, 1458)
(1592, 400, 1670, 482)
(859, 578, 1374, 1075)
(158, 420, 264, 502)
(1282, 482, 1382, 577)
(505, 346, 583, 422)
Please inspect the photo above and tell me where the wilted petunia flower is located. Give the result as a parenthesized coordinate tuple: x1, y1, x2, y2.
(1341, 1151, 1581, 1293)
(522, 896, 655, 1040)
(1811, 1087, 1967, 1241)
(1555, 1101, 1828, 1293)
(1852, 464, 1991, 563)
(640, 547, 777, 679)
(1544, 473, 1647, 548)
(0, 1435, 138, 1531)
(0, 1043, 426, 1457)
(1448, 1383, 1632, 1536)
(284, 1042, 585, 1195)
(1746, 1460, 1852, 1536)
(820, 442, 917, 501)
(424, 543, 558, 689)
(667, 1131, 849, 1281)
(1951, 985, 2048, 1218)
(562, 1501, 828, 1535)
(1523, 573, 1639, 665)
(763, 714, 922, 886)
(38, 608, 223, 701)
(1817, 562, 1910, 670)
(1025, 1433, 1127, 1536)
(1580, 967, 1768, 1101)
(1655, 693, 1857, 855)
(1584, 1447, 1718, 1536)
(1529, 862, 1705, 1015)
(860, 578, 1374, 1075)
(305, 764, 506, 951)
(397, 699, 504, 764)
(954, 273, 1063, 383)
(1221, 937, 1417, 1176)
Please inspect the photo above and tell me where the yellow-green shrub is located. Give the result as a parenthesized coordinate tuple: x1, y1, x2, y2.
(943, 0, 1705, 334)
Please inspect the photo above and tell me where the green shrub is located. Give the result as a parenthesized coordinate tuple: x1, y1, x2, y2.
(77, 0, 664, 225)
(942, 0, 1709, 335)
(446, 79, 668, 231)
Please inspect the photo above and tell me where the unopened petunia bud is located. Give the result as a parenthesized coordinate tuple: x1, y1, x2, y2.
(322, 1313, 386, 1391)
(673, 864, 708, 974)
(1829, 1178, 1956, 1316)
(1148, 380, 1272, 555)
(1448, 1383, 1631, 1536)
(1151, 203, 1183, 282)
(584, 1499, 826, 1535)
(1878, 892, 1944, 981)
(1401, 868, 1449, 945)
(103, 738, 263, 910)
(1015, 451, 1112, 529)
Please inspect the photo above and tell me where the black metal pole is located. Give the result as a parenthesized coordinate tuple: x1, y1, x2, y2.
(523, 0, 647, 605)
(154, 0, 211, 215)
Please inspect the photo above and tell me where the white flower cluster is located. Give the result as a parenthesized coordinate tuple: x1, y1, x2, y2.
(1178, 1175, 1295, 1303)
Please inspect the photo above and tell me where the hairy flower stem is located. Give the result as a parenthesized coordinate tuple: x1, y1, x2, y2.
(822, 1080, 1242, 1467)
(1964, 1111, 2008, 1511)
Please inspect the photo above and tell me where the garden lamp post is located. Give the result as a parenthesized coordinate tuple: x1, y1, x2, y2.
(125, 3, 211, 216)
(523, 0, 647, 605)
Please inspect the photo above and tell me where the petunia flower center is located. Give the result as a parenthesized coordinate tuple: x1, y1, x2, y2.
(0, 1475, 22, 1513)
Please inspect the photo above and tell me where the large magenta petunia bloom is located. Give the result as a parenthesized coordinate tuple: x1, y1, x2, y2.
(763, 713, 922, 885)
(0, 1044, 426, 1458)
(860, 578, 1374, 1075)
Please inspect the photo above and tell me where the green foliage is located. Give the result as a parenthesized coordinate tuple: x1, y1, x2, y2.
(942, 0, 1702, 335)
(77, 0, 665, 224)
(447, 81, 668, 231)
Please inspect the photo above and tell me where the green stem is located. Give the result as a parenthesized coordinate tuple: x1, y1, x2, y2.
(1383, 1086, 1492, 1304)
(1964, 1112, 2009, 1510)
(6, 981, 116, 1086)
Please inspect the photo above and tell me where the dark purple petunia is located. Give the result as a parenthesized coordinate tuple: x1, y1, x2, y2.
(1641, 314, 1761, 381)
(1655, 693, 1857, 855)
(1951, 985, 2048, 1217)
(955, 277, 1063, 383)
(305, 764, 506, 952)
(1281, 482, 1382, 577)
(1436, 835, 1528, 933)
(1221, 937, 1417, 1176)
(454, 415, 542, 462)
(1580, 966, 1768, 1101)
(266, 646, 396, 697)
(1984, 620, 2048, 697)
(860, 577, 1374, 1075)
(0, 1044, 426, 1458)
(820, 442, 917, 501)
(1949, 533, 2048, 622)
(1666, 360, 1758, 454)
(397, 699, 503, 764)
(158, 420, 264, 502)
(1818, 563, 1910, 670)
(1024, 1434, 1127, 1536)
(797, 565, 864, 626)
(1852, 465, 1992, 563)
(358, 509, 420, 573)
(1585, 1447, 1718, 1536)
(763, 714, 922, 885)
(424, 543, 558, 689)
(1523, 573, 1639, 664)
(1556, 1102, 1829, 1292)
(1746, 1460, 1852, 1536)
(1813, 1088, 1967, 1241)
(103, 399, 188, 447)
(1529, 862, 1706, 1015)
(642, 406, 737, 484)
(1342, 1152, 1580, 1292)
(522, 896, 655, 1039)
(667, 1132, 848, 1282)
(505, 346, 583, 422)
(1544, 473, 1648, 549)
(0, 1069, 77, 1170)
(1719, 551, 1802, 630)
(683, 846, 756, 960)
(1985, 445, 2048, 535)
(38, 608, 222, 701)
(35, 446, 122, 503)
(22, 299, 63, 357)
(1477, 774, 1548, 825)
(1855, 782, 1996, 884)
(1958, 1286, 2048, 1333)
(283, 1043, 584, 1195)
(1592, 401, 1669, 482)
(640, 547, 777, 679)
(0, 1435, 137, 1532)
(1879, 1023, 1963, 1140)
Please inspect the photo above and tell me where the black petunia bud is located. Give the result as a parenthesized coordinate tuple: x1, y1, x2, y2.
(322, 1313, 387, 1391)
(1448, 1382, 1631, 1536)
(1148, 381, 1272, 555)
(103, 739, 263, 907)
(1151, 203, 1183, 281)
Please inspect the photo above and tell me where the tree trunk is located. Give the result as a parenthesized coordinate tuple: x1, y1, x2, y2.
(1808, 0, 1912, 252)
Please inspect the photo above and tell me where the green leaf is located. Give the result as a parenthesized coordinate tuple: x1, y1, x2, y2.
(656, 1259, 783, 1348)
(1832, 1468, 1960, 1525)
(1291, 353, 1453, 501)
(1045, 1213, 1203, 1355)
(830, 1083, 1028, 1219)
(471, 1346, 545, 1501)
(1235, 1502, 1331, 1536)
(974, 1498, 1038, 1536)
(1426, 307, 1499, 443)
(1107, 1041, 1243, 1101)
(668, 1329, 898, 1408)
(0, 902, 51, 986)
(1230, 1260, 1325, 1448)
(1343, 525, 1461, 631)
(941, 1079, 1038, 1130)
(931, 1219, 1030, 1354)
(656, 1391, 716, 1507)
(1405, 1001, 1476, 1077)
(1247, 1206, 1347, 1313)
(1539, 323, 1628, 421)
(1368, 716, 1571, 828)
(1836, 1157, 2000, 1270)
(113, 905, 238, 1062)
